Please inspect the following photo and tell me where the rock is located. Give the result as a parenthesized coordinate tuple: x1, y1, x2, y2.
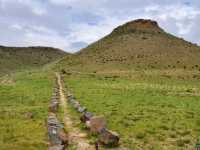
(80, 112, 93, 122)
(61, 69, 66, 74)
(47, 114, 68, 148)
(73, 101, 80, 109)
(68, 98, 75, 104)
(90, 116, 106, 133)
(49, 103, 58, 113)
(78, 106, 87, 113)
(67, 93, 73, 97)
(47, 114, 59, 127)
(85, 121, 91, 128)
(67, 95, 74, 101)
(48, 124, 62, 145)
(99, 128, 119, 147)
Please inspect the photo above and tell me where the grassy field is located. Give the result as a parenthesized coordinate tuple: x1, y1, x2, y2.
(63, 69, 200, 150)
(0, 71, 54, 150)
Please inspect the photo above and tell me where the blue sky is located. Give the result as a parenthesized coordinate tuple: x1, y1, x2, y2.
(0, 0, 200, 52)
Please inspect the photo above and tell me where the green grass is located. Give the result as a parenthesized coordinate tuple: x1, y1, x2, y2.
(0, 70, 54, 150)
(63, 70, 200, 149)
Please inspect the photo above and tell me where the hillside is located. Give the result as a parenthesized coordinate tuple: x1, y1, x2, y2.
(0, 46, 67, 75)
(58, 19, 200, 72)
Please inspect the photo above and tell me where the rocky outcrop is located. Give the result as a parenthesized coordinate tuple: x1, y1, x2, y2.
(66, 91, 120, 148)
(112, 19, 164, 35)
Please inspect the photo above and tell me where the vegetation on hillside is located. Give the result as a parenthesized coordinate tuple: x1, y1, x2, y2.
(0, 46, 67, 75)
(57, 19, 200, 72)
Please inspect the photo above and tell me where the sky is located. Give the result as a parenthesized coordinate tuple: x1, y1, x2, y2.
(0, 0, 200, 53)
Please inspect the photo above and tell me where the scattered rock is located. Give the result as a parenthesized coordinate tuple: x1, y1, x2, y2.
(78, 106, 87, 113)
(67, 94, 74, 100)
(80, 112, 93, 122)
(90, 116, 106, 133)
(73, 101, 80, 109)
(99, 128, 119, 147)
(47, 114, 68, 148)
(49, 102, 59, 113)
(85, 121, 91, 129)
(61, 69, 66, 74)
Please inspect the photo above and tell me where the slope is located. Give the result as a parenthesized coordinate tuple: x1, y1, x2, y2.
(0, 46, 67, 75)
(58, 19, 200, 72)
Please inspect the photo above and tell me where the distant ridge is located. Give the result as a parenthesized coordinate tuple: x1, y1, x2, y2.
(0, 46, 67, 75)
(58, 19, 200, 71)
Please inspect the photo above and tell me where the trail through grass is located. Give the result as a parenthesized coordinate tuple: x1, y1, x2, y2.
(63, 70, 200, 150)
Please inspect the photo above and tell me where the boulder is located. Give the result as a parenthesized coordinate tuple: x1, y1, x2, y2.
(48, 126, 62, 145)
(78, 106, 87, 113)
(99, 128, 119, 147)
(85, 121, 91, 128)
(73, 101, 80, 109)
(68, 99, 75, 104)
(47, 114, 68, 148)
(49, 103, 58, 113)
(67, 95, 74, 101)
(90, 116, 106, 133)
(80, 112, 93, 122)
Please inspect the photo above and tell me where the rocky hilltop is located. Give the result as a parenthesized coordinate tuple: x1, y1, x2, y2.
(58, 19, 200, 72)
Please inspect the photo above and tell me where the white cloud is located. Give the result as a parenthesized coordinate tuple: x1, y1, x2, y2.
(0, 0, 200, 52)
(145, 5, 160, 12)
(0, 0, 47, 16)
(143, 4, 200, 40)
(24, 30, 70, 51)
(10, 24, 23, 30)
(145, 4, 200, 21)
(32, 6, 47, 16)
(176, 22, 193, 35)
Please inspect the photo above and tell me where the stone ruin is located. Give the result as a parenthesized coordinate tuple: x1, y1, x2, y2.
(67, 93, 120, 147)
(47, 113, 68, 150)
(49, 87, 59, 113)
(47, 78, 68, 150)
(99, 128, 119, 147)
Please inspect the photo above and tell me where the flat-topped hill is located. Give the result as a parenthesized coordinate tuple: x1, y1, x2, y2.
(58, 19, 200, 72)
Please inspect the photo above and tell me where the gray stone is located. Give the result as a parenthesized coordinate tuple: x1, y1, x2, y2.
(80, 111, 93, 122)
(78, 106, 87, 113)
(99, 128, 119, 147)
(47, 114, 68, 148)
(85, 121, 91, 128)
(49, 103, 58, 113)
(90, 116, 106, 133)
(73, 101, 80, 109)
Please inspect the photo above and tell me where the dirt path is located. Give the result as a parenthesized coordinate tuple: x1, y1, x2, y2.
(56, 73, 95, 150)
